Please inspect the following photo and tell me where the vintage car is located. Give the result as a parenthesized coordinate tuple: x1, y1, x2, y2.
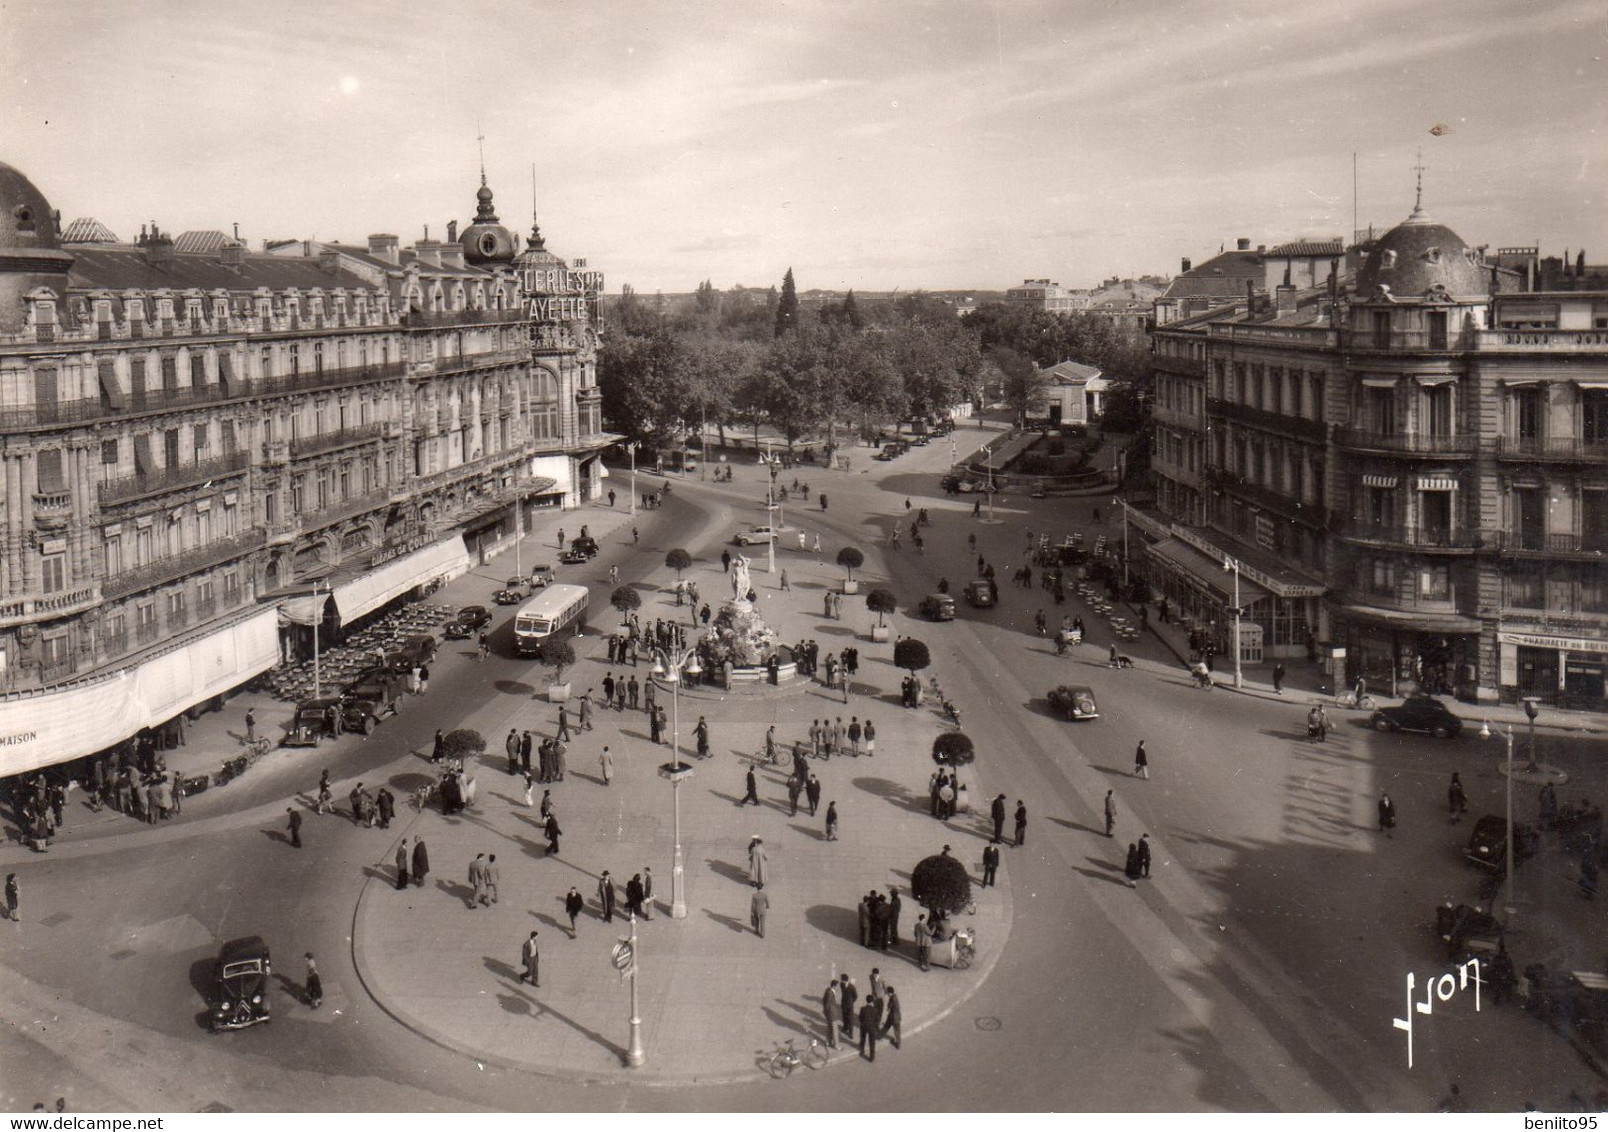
(570, 536, 600, 559)
(1370, 696, 1463, 739)
(558, 546, 590, 564)
(211, 935, 271, 1032)
(341, 676, 404, 734)
(528, 565, 555, 588)
(1047, 684, 1100, 721)
(736, 525, 782, 546)
(443, 605, 492, 639)
(962, 578, 998, 608)
(918, 593, 957, 621)
(390, 634, 436, 669)
(1466, 813, 1539, 869)
(282, 698, 341, 748)
(493, 587, 524, 606)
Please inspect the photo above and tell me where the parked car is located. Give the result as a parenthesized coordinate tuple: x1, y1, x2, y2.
(1047, 684, 1100, 721)
(341, 676, 404, 734)
(1030, 486, 1047, 499)
(493, 587, 524, 605)
(390, 634, 436, 668)
(443, 605, 492, 639)
(283, 698, 341, 748)
(736, 525, 782, 546)
(528, 565, 555, 588)
(874, 447, 898, 461)
(211, 936, 271, 1032)
(1370, 696, 1463, 739)
(963, 578, 998, 608)
(558, 547, 589, 564)
(1466, 814, 1539, 869)
(918, 593, 956, 621)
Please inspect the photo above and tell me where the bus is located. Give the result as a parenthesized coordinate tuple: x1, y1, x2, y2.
(514, 584, 589, 656)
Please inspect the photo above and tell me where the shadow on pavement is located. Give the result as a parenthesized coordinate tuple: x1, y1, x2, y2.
(805, 902, 859, 942)
(1047, 815, 1105, 837)
(437, 877, 477, 908)
(705, 908, 748, 934)
(789, 822, 826, 840)
(762, 1001, 816, 1040)
(494, 681, 535, 696)
(852, 775, 931, 817)
(705, 857, 751, 885)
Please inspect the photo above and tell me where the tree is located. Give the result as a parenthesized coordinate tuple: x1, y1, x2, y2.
(931, 731, 976, 766)
(894, 638, 931, 674)
(774, 267, 799, 338)
(440, 728, 487, 761)
(836, 546, 864, 584)
(665, 548, 692, 581)
(611, 585, 642, 620)
(865, 588, 897, 627)
(911, 852, 972, 922)
(994, 346, 1048, 426)
(535, 637, 576, 686)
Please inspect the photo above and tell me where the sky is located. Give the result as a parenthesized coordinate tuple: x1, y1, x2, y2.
(2, 0, 1606, 294)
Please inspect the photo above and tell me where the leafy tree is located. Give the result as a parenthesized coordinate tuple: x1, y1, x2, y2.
(774, 267, 799, 338)
(664, 548, 692, 581)
(911, 853, 972, 921)
(694, 278, 719, 316)
(440, 728, 487, 761)
(894, 638, 931, 674)
(836, 546, 864, 583)
(931, 731, 976, 766)
(994, 346, 1048, 426)
(535, 637, 576, 686)
(841, 289, 864, 331)
(865, 588, 896, 627)
(611, 585, 642, 618)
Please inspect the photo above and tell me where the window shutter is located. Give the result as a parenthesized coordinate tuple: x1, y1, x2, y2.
(36, 448, 64, 492)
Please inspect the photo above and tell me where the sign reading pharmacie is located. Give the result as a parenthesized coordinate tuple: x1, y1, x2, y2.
(1499, 629, 1608, 656)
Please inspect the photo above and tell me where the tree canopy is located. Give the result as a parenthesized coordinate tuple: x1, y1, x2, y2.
(610, 586, 642, 614)
(894, 638, 931, 673)
(865, 588, 896, 626)
(664, 548, 692, 579)
(911, 852, 972, 920)
(535, 638, 576, 684)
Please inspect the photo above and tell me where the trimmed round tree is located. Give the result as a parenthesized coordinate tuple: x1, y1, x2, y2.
(931, 731, 975, 767)
(865, 588, 897, 628)
(836, 545, 864, 584)
(911, 852, 973, 928)
(535, 636, 576, 687)
(665, 548, 692, 582)
(894, 637, 931, 675)
(611, 585, 642, 622)
(439, 728, 487, 762)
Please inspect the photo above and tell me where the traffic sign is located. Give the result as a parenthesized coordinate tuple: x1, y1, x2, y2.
(612, 941, 633, 971)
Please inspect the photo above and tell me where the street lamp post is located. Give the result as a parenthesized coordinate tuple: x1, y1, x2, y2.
(624, 914, 645, 1066)
(655, 643, 699, 919)
(311, 581, 328, 701)
(628, 442, 638, 518)
(700, 405, 709, 481)
(1523, 698, 1541, 773)
(1120, 498, 1130, 588)
(765, 443, 777, 575)
(1223, 555, 1243, 690)
(1480, 719, 1518, 920)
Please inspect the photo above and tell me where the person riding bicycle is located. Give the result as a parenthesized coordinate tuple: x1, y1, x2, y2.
(1308, 704, 1328, 742)
(891, 528, 901, 548)
(1034, 610, 1047, 637)
(1190, 659, 1213, 688)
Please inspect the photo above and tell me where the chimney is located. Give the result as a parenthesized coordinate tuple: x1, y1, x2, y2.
(219, 242, 244, 267)
(447, 220, 459, 243)
(367, 234, 400, 265)
(318, 250, 340, 274)
(415, 240, 442, 267)
(1237, 238, 1251, 251)
(232, 222, 240, 242)
(144, 223, 174, 269)
(1181, 256, 1192, 274)
(1275, 284, 1297, 315)
(440, 243, 465, 269)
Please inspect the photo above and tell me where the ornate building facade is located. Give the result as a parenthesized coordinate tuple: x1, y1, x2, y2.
(0, 161, 609, 777)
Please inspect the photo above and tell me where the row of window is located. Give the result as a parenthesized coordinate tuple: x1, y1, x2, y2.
(1212, 360, 1328, 421)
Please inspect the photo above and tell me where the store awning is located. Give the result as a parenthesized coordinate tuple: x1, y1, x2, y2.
(1147, 538, 1271, 606)
(0, 609, 280, 777)
(277, 591, 332, 628)
(332, 535, 469, 625)
(1337, 603, 1482, 634)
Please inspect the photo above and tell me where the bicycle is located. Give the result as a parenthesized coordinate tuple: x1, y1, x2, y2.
(765, 1036, 829, 1077)
(1335, 691, 1378, 710)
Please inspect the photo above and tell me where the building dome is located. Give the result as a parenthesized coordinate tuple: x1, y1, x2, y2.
(0, 161, 68, 255)
(1355, 203, 1488, 301)
(460, 175, 516, 266)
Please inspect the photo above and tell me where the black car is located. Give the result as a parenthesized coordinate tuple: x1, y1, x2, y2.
(570, 536, 599, 559)
(1369, 696, 1463, 739)
(558, 547, 589, 565)
(493, 588, 524, 605)
(1466, 814, 1539, 869)
(211, 936, 271, 1032)
(443, 605, 492, 639)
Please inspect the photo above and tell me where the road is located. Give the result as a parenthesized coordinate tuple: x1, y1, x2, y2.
(4, 421, 1603, 1113)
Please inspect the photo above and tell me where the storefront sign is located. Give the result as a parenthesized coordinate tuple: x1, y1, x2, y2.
(1168, 524, 1325, 598)
(1498, 631, 1608, 656)
(1255, 514, 1276, 550)
(372, 533, 433, 568)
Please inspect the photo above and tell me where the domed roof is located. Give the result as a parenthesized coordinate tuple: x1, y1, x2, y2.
(1355, 203, 1488, 301)
(0, 161, 65, 252)
(460, 175, 515, 266)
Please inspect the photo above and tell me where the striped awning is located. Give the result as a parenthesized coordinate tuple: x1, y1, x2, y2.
(1418, 477, 1458, 491)
(1362, 475, 1398, 488)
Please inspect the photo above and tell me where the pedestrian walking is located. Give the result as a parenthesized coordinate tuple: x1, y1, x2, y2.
(1014, 800, 1028, 846)
(748, 836, 768, 887)
(840, 975, 859, 1041)
(600, 746, 614, 786)
(813, 533, 823, 557)
(825, 800, 839, 840)
(485, 854, 501, 904)
(643, 867, 656, 919)
(1448, 772, 1468, 823)
(469, 853, 488, 908)
(1134, 740, 1149, 779)
(626, 873, 646, 919)
(806, 774, 822, 817)
(863, 718, 874, 755)
(564, 888, 584, 935)
(887, 887, 902, 946)
(597, 871, 617, 921)
(780, 569, 790, 591)
(1378, 792, 1396, 836)
(4, 873, 18, 924)
(982, 843, 1000, 886)
(285, 807, 302, 848)
(750, 887, 770, 937)
(395, 837, 410, 889)
(881, 987, 902, 1049)
(1104, 790, 1116, 838)
(696, 716, 710, 759)
(411, 836, 430, 886)
(628, 675, 640, 710)
(579, 692, 593, 731)
(1272, 662, 1286, 694)
(556, 706, 571, 743)
(245, 709, 256, 743)
(523, 772, 535, 807)
(990, 793, 1007, 843)
(823, 978, 841, 1048)
(376, 787, 394, 829)
(739, 765, 760, 806)
(632, 525, 639, 545)
(1138, 833, 1152, 878)
(859, 999, 880, 1061)
(1124, 842, 1141, 888)
(418, 663, 430, 693)
(305, 953, 322, 1008)
(787, 774, 803, 816)
(519, 931, 541, 987)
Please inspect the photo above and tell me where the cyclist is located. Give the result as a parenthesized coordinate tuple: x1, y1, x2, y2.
(477, 632, 490, 661)
(609, 564, 619, 584)
(1034, 610, 1047, 637)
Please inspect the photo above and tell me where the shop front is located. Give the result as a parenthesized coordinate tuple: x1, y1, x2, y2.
(1499, 629, 1608, 710)
(1337, 604, 1483, 700)
(1144, 528, 1324, 660)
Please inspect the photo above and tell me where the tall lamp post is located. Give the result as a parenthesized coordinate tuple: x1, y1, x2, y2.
(628, 442, 638, 518)
(1522, 697, 1541, 773)
(654, 642, 701, 919)
(1480, 719, 1518, 920)
(1222, 555, 1243, 689)
(311, 580, 329, 700)
(1119, 498, 1130, 588)
(765, 448, 779, 574)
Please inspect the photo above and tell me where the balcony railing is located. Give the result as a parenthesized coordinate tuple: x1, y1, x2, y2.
(299, 488, 390, 532)
(424, 348, 528, 377)
(102, 528, 267, 600)
(1152, 353, 1206, 377)
(0, 361, 408, 434)
(289, 422, 386, 459)
(1211, 324, 1341, 349)
(33, 490, 72, 516)
(1492, 531, 1608, 556)
(0, 585, 101, 629)
(1475, 328, 1608, 352)
(1207, 398, 1325, 441)
(1342, 329, 1467, 352)
(1341, 519, 1485, 549)
(135, 620, 163, 646)
(1333, 427, 1478, 456)
(99, 450, 252, 505)
(404, 308, 526, 329)
(38, 657, 80, 684)
(1494, 436, 1608, 461)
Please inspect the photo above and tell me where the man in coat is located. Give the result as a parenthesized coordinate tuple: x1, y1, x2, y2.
(858, 998, 881, 1061)
(597, 871, 617, 921)
(822, 978, 841, 1048)
(840, 975, 859, 1041)
(990, 793, 1007, 843)
(625, 874, 645, 919)
(982, 843, 1000, 887)
(519, 930, 540, 987)
(395, 837, 410, 890)
(805, 774, 822, 817)
(914, 915, 932, 970)
(485, 854, 501, 904)
(739, 765, 760, 807)
(411, 836, 430, 887)
(505, 729, 520, 775)
(857, 892, 871, 947)
(750, 887, 770, 937)
(285, 807, 302, 849)
(564, 887, 584, 935)
(747, 837, 767, 888)
(544, 813, 561, 855)
(642, 867, 655, 920)
(469, 853, 488, 908)
(1014, 800, 1028, 847)
(881, 987, 903, 1049)
(1137, 834, 1152, 878)
(1104, 790, 1116, 838)
(520, 731, 534, 775)
(886, 887, 903, 947)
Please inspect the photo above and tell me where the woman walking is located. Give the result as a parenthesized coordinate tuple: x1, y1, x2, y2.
(304, 953, 323, 1008)
(4, 873, 18, 923)
(825, 802, 839, 841)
